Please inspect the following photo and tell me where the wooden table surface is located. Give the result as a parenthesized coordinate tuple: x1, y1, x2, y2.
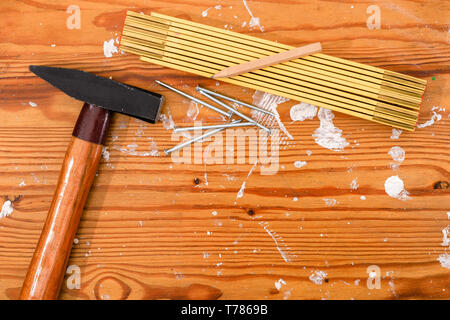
(0, 0, 449, 300)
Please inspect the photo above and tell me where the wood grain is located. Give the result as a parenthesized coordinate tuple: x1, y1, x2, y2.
(0, 0, 449, 300)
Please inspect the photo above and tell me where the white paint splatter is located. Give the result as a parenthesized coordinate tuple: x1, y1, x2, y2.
(360, 195, 366, 200)
(388, 146, 405, 162)
(103, 38, 119, 58)
(261, 222, 293, 263)
(186, 101, 199, 121)
(158, 113, 175, 130)
(102, 146, 110, 161)
(441, 226, 450, 247)
(112, 140, 159, 157)
(252, 91, 291, 139)
(201, 8, 211, 17)
(202, 5, 222, 17)
(323, 198, 338, 207)
(29, 101, 37, 107)
(309, 270, 327, 285)
(290, 102, 317, 122)
(242, 0, 264, 32)
(1, 200, 13, 219)
(417, 106, 444, 128)
(388, 280, 398, 298)
(127, 142, 138, 149)
(275, 279, 286, 290)
(384, 175, 411, 201)
(312, 108, 349, 152)
(390, 128, 402, 140)
(283, 288, 292, 300)
(204, 167, 209, 186)
(350, 178, 359, 190)
(235, 161, 258, 202)
(437, 253, 450, 269)
(294, 161, 307, 168)
(388, 146, 405, 169)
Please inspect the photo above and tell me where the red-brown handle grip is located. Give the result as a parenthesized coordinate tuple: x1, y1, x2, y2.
(20, 103, 111, 300)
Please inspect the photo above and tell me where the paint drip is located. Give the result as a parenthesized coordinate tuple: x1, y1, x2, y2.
(274, 279, 286, 291)
(312, 108, 349, 152)
(309, 270, 327, 285)
(242, 0, 264, 32)
(417, 106, 444, 128)
(441, 226, 450, 247)
(388, 146, 405, 169)
(103, 38, 119, 58)
(350, 178, 359, 190)
(158, 112, 175, 130)
(186, 101, 199, 121)
(323, 198, 338, 207)
(259, 221, 295, 263)
(1, 200, 13, 218)
(294, 161, 307, 168)
(112, 140, 159, 157)
(384, 175, 411, 201)
(290, 102, 317, 121)
(251, 90, 291, 139)
(437, 253, 450, 269)
(102, 146, 111, 163)
(235, 161, 258, 202)
(390, 128, 402, 140)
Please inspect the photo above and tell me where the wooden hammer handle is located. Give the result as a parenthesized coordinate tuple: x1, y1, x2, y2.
(20, 103, 111, 300)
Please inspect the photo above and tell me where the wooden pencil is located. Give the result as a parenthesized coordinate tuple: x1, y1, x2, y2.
(212, 42, 322, 79)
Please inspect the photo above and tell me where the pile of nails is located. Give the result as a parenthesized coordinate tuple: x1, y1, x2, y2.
(156, 81, 276, 155)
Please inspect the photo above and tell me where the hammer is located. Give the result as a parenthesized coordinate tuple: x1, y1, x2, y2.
(20, 66, 164, 299)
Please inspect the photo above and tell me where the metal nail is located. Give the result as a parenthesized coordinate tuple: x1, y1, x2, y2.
(165, 120, 241, 155)
(197, 90, 271, 134)
(196, 86, 276, 117)
(174, 122, 256, 132)
(155, 80, 233, 118)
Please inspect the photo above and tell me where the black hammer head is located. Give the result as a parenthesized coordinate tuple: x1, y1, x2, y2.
(29, 65, 164, 123)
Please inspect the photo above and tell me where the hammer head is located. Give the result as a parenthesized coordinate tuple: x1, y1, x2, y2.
(29, 65, 164, 123)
